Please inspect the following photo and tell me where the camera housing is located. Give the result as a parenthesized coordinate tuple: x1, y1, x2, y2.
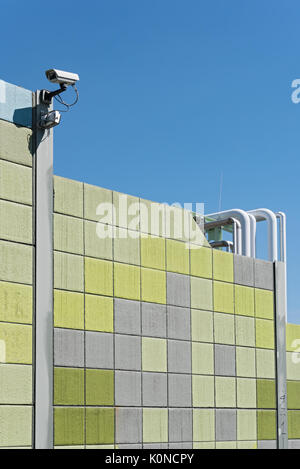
(45, 69, 80, 86)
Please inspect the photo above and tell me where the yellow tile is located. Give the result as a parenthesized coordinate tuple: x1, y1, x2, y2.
(0, 323, 32, 364)
(142, 337, 167, 372)
(255, 289, 274, 320)
(166, 239, 189, 274)
(141, 236, 165, 270)
(54, 290, 84, 330)
(141, 268, 166, 304)
(114, 263, 140, 300)
(143, 408, 168, 443)
(190, 246, 212, 279)
(235, 285, 255, 317)
(213, 249, 234, 282)
(213, 281, 234, 314)
(85, 295, 113, 332)
(85, 258, 113, 296)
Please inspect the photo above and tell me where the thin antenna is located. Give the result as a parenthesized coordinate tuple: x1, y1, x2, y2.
(218, 171, 223, 212)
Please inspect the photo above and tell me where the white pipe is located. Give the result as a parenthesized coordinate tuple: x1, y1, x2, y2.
(248, 213, 256, 258)
(231, 218, 242, 255)
(276, 212, 286, 263)
(206, 209, 251, 257)
(248, 208, 278, 261)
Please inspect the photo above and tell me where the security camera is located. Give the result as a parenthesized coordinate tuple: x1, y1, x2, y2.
(45, 69, 80, 86)
(39, 110, 61, 129)
(41, 68, 80, 105)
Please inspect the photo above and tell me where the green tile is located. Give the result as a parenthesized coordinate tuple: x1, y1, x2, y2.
(0, 120, 32, 166)
(237, 410, 257, 441)
(191, 310, 213, 342)
(257, 410, 276, 440)
(142, 338, 167, 372)
(214, 312, 235, 345)
(54, 252, 84, 292)
(236, 347, 256, 378)
(86, 408, 114, 445)
(0, 200, 32, 244)
(286, 323, 300, 352)
(235, 285, 255, 317)
(84, 183, 113, 223)
(287, 381, 300, 409)
(143, 408, 168, 443)
(237, 441, 257, 449)
(85, 294, 113, 332)
(0, 322, 32, 364)
(54, 367, 84, 406)
(235, 316, 255, 347)
(213, 249, 234, 282)
(193, 409, 215, 441)
(85, 220, 113, 260)
(192, 342, 214, 375)
(193, 442, 215, 449)
(287, 351, 300, 380)
(0, 281, 32, 325)
(256, 319, 275, 349)
(255, 289, 274, 320)
(141, 268, 166, 304)
(216, 441, 237, 449)
(113, 191, 140, 230)
(54, 290, 84, 330)
(257, 379, 276, 409)
(86, 369, 114, 406)
(215, 377, 236, 407)
(114, 263, 140, 301)
(0, 241, 32, 285)
(141, 236, 166, 270)
(54, 176, 83, 218)
(256, 349, 275, 379)
(192, 375, 214, 407)
(85, 258, 113, 296)
(191, 277, 213, 310)
(114, 228, 140, 265)
(54, 214, 84, 255)
(0, 160, 32, 205)
(0, 364, 32, 404)
(0, 406, 32, 447)
(213, 281, 234, 314)
(166, 239, 189, 274)
(288, 411, 300, 438)
(190, 246, 212, 279)
(237, 378, 256, 408)
(54, 407, 85, 446)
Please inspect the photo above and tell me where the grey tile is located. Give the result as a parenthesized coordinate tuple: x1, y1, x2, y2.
(142, 372, 167, 407)
(115, 371, 141, 406)
(257, 440, 277, 449)
(168, 340, 191, 374)
(168, 374, 192, 407)
(288, 440, 300, 449)
(54, 328, 84, 367)
(234, 255, 254, 287)
(167, 273, 190, 307)
(169, 408, 192, 442)
(254, 259, 274, 290)
(216, 409, 237, 441)
(115, 334, 141, 370)
(215, 344, 236, 376)
(143, 443, 169, 449)
(115, 408, 142, 444)
(169, 443, 193, 449)
(142, 302, 167, 338)
(117, 444, 142, 449)
(114, 298, 141, 335)
(167, 306, 190, 340)
(85, 331, 113, 369)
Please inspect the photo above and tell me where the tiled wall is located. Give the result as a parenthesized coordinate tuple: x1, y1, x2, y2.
(53, 176, 278, 449)
(0, 106, 34, 448)
(286, 323, 300, 449)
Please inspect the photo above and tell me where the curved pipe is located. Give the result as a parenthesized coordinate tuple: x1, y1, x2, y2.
(231, 218, 242, 255)
(248, 209, 277, 261)
(210, 240, 234, 252)
(276, 212, 286, 263)
(206, 209, 251, 257)
(248, 213, 256, 258)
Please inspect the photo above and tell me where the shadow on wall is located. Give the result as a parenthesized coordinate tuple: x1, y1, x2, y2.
(13, 106, 48, 155)
(13, 107, 32, 128)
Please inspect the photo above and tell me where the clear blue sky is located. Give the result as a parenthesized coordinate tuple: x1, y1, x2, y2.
(1, 0, 299, 322)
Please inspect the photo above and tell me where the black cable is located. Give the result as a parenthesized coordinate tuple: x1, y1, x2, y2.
(54, 85, 79, 112)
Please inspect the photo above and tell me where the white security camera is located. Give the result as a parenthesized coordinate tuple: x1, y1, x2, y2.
(45, 69, 80, 86)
